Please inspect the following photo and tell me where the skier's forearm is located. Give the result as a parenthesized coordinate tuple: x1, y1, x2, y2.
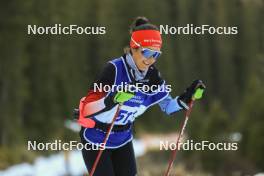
(82, 98, 106, 117)
(81, 91, 118, 117)
(81, 62, 117, 117)
(158, 95, 183, 115)
(81, 91, 107, 117)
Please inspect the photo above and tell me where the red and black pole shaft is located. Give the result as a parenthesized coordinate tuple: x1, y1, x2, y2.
(89, 104, 122, 176)
(164, 100, 195, 176)
(164, 83, 205, 176)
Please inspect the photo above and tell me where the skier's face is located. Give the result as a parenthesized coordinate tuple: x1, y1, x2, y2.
(132, 46, 160, 71)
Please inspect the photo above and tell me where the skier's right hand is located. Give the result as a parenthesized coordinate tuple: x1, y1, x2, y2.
(105, 91, 135, 106)
(113, 91, 135, 103)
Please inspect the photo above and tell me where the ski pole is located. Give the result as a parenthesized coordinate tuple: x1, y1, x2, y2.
(89, 104, 122, 176)
(89, 91, 134, 176)
(164, 88, 204, 176)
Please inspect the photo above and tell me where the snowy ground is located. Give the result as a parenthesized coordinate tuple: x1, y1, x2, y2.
(1, 132, 262, 176)
(0, 132, 179, 176)
(0, 140, 145, 176)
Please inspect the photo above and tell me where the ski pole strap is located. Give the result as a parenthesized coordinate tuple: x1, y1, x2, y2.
(178, 99, 189, 110)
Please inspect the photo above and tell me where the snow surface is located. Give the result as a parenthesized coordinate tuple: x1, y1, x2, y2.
(0, 140, 145, 176)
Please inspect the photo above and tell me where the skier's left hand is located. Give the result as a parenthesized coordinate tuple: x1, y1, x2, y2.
(178, 80, 206, 109)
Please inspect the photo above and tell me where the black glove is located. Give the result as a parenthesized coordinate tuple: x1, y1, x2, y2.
(178, 80, 206, 109)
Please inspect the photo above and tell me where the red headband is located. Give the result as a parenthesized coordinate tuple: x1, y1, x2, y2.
(130, 30, 162, 49)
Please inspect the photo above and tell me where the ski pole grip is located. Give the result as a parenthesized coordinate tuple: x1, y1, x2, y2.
(114, 91, 135, 103)
(193, 88, 204, 100)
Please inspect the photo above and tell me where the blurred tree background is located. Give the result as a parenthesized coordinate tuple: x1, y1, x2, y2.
(0, 0, 263, 175)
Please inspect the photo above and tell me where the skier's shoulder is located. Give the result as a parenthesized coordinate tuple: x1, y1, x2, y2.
(101, 54, 133, 81)
(95, 55, 127, 85)
(108, 55, 124, 66)
(92, 62, 116, 87)
(99, 62, 116, 78)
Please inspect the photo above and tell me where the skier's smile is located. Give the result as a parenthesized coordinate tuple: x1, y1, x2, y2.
(78, 16, 206, 176)
(132, 46, 160, 71)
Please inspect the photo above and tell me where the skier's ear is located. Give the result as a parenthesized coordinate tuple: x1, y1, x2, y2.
(131, 47, 140, 55)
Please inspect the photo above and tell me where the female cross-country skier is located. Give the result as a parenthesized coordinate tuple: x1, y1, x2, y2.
(76, 16, 205, 176)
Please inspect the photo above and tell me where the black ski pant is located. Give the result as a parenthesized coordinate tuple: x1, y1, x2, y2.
(81, 134, 137, 176)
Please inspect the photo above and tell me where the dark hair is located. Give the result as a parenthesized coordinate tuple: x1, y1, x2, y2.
(129, 16, 159, 34)
(124, 16, 159, 53)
